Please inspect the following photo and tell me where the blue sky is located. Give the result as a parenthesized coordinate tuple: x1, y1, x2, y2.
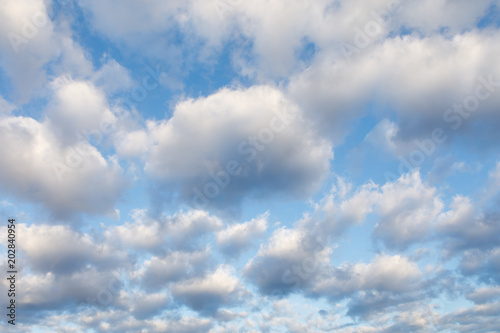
(1, 0, 500, 332)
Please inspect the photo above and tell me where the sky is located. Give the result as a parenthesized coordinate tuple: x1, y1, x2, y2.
(0, 0, 500, 332)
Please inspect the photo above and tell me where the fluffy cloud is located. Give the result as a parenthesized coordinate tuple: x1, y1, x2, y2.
(0, 0, 97, 102)
(243, 226, 332, 296)
(437, 195, 500, 252)
(171, 265, 249, 315)
(243, 176, 379, 296)
(0, 268, 123, 314)
(468, 286, 500, 305)
(0, 0, 60, 101)
(47, 78, 117, 143)
(15, 224, 127, 274)
(45, 310, 213, 333)
(78, 0, 496, 81)
(440, 301, 500, 332)
(106, 209, 223, 252)
(289, 31, 500, 147)
(0, 114, 127, 218)
(312, 254, 422, 298)
(216, 213, 268, 257)
(136, 249, 211, 290)
(373, 172, 443, 250)
(144, 85, 332, 210)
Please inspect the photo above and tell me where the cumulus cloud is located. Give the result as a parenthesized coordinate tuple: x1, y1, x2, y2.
(106, 209, 223, 252)
(468, 286, 500, 305)
(117, 291, 169, 320)
(144, 85, 332, 210)
(55, 310, 213, 333)
(312, 254, 422, 299)
(437, 195, 500, 253)
(216, 213, 268, 257)
(0, 0, 97, 102)
(47, 78, 117, 143)
(136, 249, 211, 290)
(243, 226, 332, 296)
(15, 223, 127, 274)
(0, 114, 127, 218)
(0, 95, 16, 114)
(78, 0, 496, 81)
(289, 31, 500, 147)
(242, 176, 379, 296)
(0, 0, 60, 101)
(0, 268, 123, 314)
(171, 265, 249, 315)
(91, 58, 134, 94)
(373, 171, 443, 250)
(440, 301, 500, 332)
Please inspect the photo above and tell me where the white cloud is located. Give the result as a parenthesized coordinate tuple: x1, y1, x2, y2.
(243, 226, 332, 295)
(468, 286, 500, 305)
(14, 224, 126, 274)
(0, 96, 15, 114)
(437, 194, 500, 254)
(47, 78, 117, 143)
(115, 129, 150, 158)
(106, 209, 223, 252)
(0, 114, 127, 217)
(374, 171, 443, 250)
(216, 213, 268, 257)
(289, 31, 500, 146)
(0, 0, 59, 101)
(0, 0, 95, 102)
(312, 254, 422, 297)
(91, 58, 134, 94)
(136, 249, 211, 289)
(171, 265, 249, 314)
(144, 85, 332, 209)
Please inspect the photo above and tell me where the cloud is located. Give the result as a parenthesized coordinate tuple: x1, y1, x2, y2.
(77, 0, 496, 82)
(242, 225, 332, 296)
(1, 0, 500, 331)
(47, 78, 117, 143)
(136, 249, 211, 290)
(0, 95, 16, 114)
(216, 213, 268, 257)
(437, 195, 500, 253)
(1, 268, 123, 314)
(468, 286, 500, 305)
(373, 171, 443, 250)
(170, 265, 249, 315)
(106, 209, 223, 252)
(289, 31, 500, 148)
(0, 0, 96, 102)
(460, 247, 500, 284)
(0, 113, 127, 218)
(91, 58, 134, 94)
(0, 0, 59, 101)
(79, 0, 185, 40)
(242, 176, 380, 296)
(312, 254, 422, 299)
(15, 224, 127, 274)
(118, 291, 169, 320)
(144, 85, 332, 210)
(440, 301, 500, 333)
(53, 310, 213, 333)
(399, 0, 493, 34)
